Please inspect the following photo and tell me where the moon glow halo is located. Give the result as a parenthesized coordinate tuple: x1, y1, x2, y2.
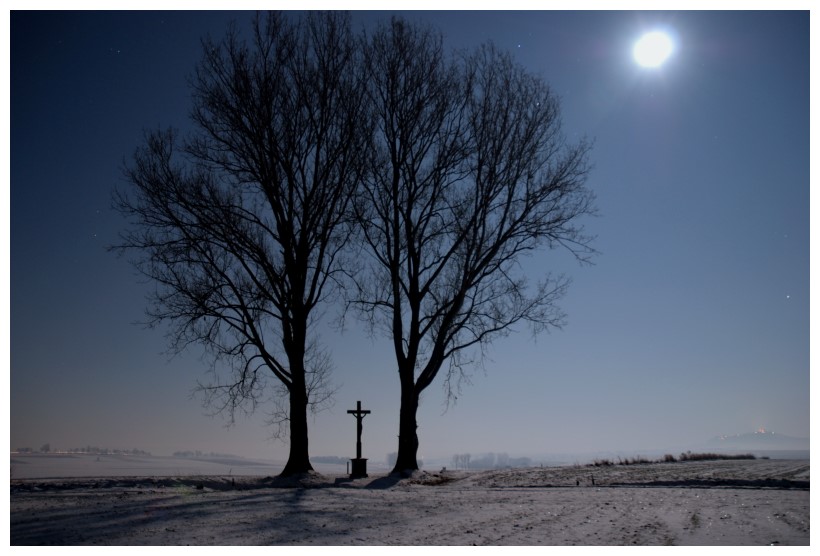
(633, 31, 674, 68)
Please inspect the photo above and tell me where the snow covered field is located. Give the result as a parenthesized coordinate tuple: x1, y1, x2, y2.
(10, 457, 809, 546)
(9, 452, 357, 479)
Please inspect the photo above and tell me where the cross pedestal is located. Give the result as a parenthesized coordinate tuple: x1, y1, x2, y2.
(347, 400, 371, 478)
(350, 457, 368, 478)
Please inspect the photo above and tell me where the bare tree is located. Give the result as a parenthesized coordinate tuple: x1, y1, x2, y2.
(114, 12, 369, 476)
(354, 19, 595, 473)
(451, 453, 472, 470)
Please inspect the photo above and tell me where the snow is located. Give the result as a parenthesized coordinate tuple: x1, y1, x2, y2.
(10, 457, 810, 546)
(10, 453, 300, 480)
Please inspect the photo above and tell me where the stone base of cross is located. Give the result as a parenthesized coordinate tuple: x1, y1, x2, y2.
(350, 457, 368, 478)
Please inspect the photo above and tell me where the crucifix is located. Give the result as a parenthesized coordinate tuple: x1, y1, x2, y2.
(347, 400, 371, 459)
(347, 400, 371, 478)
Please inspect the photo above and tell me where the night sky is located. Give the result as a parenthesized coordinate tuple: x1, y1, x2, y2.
(10, 10, 810, 464)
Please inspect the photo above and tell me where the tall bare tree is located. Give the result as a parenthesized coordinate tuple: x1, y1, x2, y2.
(354, 19, 595, 473)
(114, 12, 369, 476)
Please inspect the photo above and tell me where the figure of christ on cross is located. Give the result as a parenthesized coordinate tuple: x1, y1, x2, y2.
(347, 400, 371, 460)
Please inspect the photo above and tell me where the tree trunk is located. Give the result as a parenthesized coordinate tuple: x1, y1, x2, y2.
(279, 307, 315, 477)
(279, 386, 314, 477)
(391, 378, 420, 474)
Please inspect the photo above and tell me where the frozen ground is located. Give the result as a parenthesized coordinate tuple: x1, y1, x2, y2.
(10, 458, 809, 546)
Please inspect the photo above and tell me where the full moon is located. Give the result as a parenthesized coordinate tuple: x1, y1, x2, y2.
(633, 31, 674, 68)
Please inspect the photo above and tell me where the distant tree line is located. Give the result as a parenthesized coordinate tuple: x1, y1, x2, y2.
(172, 450, 238, 459)
(67, 446, 151, 456)
(591, 452, 757, 467)
(451, 452, 531, 470)
(14, 445, 151, 456)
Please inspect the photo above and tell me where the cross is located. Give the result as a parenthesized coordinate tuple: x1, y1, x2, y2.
(347, 400, 371, 460)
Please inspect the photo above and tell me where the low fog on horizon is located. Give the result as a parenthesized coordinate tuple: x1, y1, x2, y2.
(10, 10, 810, 467)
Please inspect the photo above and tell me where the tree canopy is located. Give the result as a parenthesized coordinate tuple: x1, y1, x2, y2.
(115, 12, 595, 476)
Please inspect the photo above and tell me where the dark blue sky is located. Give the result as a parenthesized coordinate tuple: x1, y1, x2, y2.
(10, 10, 810, 462)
